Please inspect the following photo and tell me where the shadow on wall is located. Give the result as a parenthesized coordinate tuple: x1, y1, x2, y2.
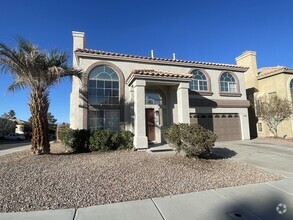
(247, 87, 259, 139)
(189, 90, 216, 132)
(221, 190, 293, 220)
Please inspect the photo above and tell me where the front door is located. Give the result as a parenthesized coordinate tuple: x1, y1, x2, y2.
(146, 108, 155, 142)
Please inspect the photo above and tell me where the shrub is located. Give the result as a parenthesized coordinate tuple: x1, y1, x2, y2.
(164, 123, 217, 157)
(89, 130, 134, 151)
(89, 130, 116, 151)
(118, 130, 134, 149)
(59, 128, 90, 153)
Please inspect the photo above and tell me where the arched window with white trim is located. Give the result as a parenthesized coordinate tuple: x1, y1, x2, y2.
(220, 72, 237, 92)
(88, 65, 120, 132)
(190, 70, 208, 91)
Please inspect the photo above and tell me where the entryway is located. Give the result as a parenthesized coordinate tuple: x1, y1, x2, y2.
(146, 108, 155, 142)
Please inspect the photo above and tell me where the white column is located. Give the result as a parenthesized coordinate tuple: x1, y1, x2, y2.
(240, 109, 250, 140)
(133, 80, 148, 149)
(177, 82, 190, 124)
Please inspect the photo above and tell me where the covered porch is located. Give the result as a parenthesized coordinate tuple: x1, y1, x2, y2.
(126, 69, 192, 149)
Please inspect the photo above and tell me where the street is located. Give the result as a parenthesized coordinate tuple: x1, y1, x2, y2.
(0, 140, 31, 151)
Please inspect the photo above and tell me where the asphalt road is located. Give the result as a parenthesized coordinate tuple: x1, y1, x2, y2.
(0, 140, 31, 151)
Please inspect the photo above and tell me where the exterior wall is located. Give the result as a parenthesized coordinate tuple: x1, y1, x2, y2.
(236, 51, 258, 90)
(15, 124, 24, 134)
(257, 73, 293, 138)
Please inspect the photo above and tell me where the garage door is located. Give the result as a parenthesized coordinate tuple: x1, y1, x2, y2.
(190, 113, 242, 142)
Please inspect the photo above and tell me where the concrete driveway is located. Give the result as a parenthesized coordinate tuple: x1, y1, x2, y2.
(213, 140, 293, 178)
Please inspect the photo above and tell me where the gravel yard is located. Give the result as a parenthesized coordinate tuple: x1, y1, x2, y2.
(0, 143, 282, 212)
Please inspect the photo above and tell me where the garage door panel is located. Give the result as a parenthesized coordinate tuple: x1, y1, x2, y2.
(190, 113, 241, 141)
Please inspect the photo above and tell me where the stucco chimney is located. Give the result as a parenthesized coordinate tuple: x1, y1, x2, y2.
(236, 51, 258, 89)
(72, 31, 85, 50)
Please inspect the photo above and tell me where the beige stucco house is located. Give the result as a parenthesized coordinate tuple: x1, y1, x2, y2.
(236, 51, 293, 138)
(70, 31, 250, 149)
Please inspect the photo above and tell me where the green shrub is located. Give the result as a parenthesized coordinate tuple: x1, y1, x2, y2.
(89, 130, 116, 151)
(89, 130, 134, 151)
(118, 130, 134, 149)
(164, 123, 217, 157)
(59, 128, 90, 153)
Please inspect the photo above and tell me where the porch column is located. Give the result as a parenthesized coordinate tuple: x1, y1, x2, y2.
(133, 80, 148, 149)
(177, 82, 190, 124)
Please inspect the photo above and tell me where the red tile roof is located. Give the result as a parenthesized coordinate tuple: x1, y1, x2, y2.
(75, 48, 247, 70)
(132, 69, 193, 78)
(258, 66, 293, 78)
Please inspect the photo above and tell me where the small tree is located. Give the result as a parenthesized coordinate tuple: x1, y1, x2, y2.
(8, 110, 16, 119)
(256, 95, 293, 137)
(0, 118, 16, 136)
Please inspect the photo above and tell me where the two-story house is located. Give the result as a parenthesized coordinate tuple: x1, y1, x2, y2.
(70, 31, 250, 149)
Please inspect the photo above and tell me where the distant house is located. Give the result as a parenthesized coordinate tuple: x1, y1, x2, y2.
(236, 51, 293, 138)
(10, 119, 26, 134)
(70, 31, 250, 149)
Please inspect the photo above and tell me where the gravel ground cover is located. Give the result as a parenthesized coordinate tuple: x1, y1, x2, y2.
(0, 143, 282, 212)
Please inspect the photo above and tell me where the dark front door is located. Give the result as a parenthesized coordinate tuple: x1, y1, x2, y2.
(146, 108, 155, 142)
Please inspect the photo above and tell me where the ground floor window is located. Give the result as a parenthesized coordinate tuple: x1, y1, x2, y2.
(89, 110, 120, 132)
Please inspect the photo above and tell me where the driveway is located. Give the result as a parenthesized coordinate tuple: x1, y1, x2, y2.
(213, 140, 293, 178)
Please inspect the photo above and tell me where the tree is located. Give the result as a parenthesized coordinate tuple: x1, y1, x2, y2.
(0, 37, 82, 154)
(0, 118, 16, 136)
(47, 112, 57, 125)
(1, 113, 9, 119)
(256, 95, 293, 137)
(8, 110, 16, 119)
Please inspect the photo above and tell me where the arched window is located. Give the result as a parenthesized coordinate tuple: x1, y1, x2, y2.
(145, 87, 166, 105)
(220, 72, 237, 92)
(290, 79, 293, 103)
(189, 70, 208, 91)
(88, 65, 120, 132)
(88, 65, 119, 105)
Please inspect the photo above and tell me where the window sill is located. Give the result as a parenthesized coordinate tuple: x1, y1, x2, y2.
(219, 92, 242, 97)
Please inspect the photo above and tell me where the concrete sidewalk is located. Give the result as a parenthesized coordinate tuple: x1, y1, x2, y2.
(0, 178, 292, 220)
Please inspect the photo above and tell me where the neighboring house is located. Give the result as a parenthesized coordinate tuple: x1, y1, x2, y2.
(236, 51, 293, 138)
(70, 31, 250, 149)
(11, 119, 25, 134)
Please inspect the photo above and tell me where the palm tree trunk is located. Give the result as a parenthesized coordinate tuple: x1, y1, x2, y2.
(29, 89, 50, 154)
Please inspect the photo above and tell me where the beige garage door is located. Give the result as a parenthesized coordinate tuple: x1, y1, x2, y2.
(190, 113, 241, 142)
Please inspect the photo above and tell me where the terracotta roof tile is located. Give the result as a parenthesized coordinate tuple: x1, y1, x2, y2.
(257, 66, 292, 78)
(132, 69, 193, 78)
(75, 48, 247, 69)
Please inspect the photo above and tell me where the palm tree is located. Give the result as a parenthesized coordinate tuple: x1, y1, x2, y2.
(0, 37, 82, 154)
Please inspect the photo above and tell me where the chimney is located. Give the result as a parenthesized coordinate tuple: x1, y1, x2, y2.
(172, 53, 176, 60)
(236, 51, 258, 89)
(72, 31, 86, 50)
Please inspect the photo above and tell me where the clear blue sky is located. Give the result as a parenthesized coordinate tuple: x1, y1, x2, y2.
(1, 0, 293, 123)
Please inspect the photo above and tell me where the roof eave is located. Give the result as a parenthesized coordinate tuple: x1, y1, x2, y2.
(75, 51, 248, 72)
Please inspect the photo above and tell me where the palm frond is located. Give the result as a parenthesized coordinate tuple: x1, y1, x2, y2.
(6, 80, 27, 93)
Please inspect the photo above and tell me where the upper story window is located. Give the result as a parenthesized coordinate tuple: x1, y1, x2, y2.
(220, 72, 237, 92)
(190, 70, 208, 91)
(88, 65, 119, 105)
